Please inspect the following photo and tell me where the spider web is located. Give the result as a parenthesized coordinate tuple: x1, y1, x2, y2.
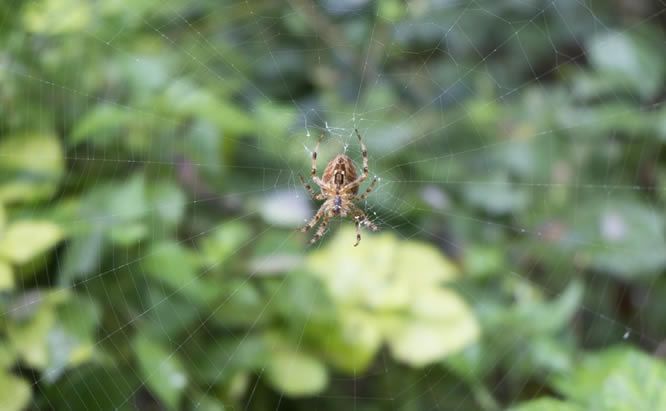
(2, 0, 666, 410)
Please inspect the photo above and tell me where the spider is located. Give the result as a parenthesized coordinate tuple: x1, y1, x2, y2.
(299, 128, 379, 247)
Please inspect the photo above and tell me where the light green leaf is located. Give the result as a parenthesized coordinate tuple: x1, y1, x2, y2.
(396, 241, 458, 286)
(0, 372, 31, 411)
(266, 347, 328, 397)
(0, 221, 63, 265)
(133, 334, 188, 410)
(0, 261, 14, 291)
(0, 134, 64, 204)
(386, 289, 480, 367)
(307, 227, 479, 370)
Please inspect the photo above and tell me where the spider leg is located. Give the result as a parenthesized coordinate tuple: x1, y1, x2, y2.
(349, 206, 379, 246)
(308, 133, 329, 189)
(309, 215, 330, 245)
(358, 176, 378, 201)
(353, 219, 361, 247)
(352, 207, 379, 232)
(361, 216, 379, 232)
(299, 174, 326, 201)
(300, 204, 325, 233)
(342, 128, 369, 191)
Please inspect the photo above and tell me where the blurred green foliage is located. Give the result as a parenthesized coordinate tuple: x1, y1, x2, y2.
(1, 0, 666, 410)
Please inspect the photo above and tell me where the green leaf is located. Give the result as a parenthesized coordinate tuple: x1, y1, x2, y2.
(0, 134, 64, 204)
(147, 180, 186, 228)
(0, 221, 63, 265)
(0, 371, 31, 411)
(59, 229, 105, 285)
(553, 346, 666, 411)
(44, 296, 100, 382)
(190, 394, 226, 411)
(43, 365, 137, 411)
(106, 173, 148, 224)
(587, 30, 665, 99)
(69, 104, 132, 146)
(511, 280, 583, 335)
(463, 174, 529, 215)
(211, 280, 267, 327)
(108, 221, 148, 246)
(0, 261, 14, 291)
(200, 221, 253, 266)
(164, 82, 255, 135)
(509, 398, 583, 411)
(142, 241, 215, 303)
(265, 344, 328, 397)
(560, 199, 666, 278)
(133, 333, 188, 410)
(189, 335, 267, 383)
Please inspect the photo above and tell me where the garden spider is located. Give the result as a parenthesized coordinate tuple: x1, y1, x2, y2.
(299, 129, 379, 246)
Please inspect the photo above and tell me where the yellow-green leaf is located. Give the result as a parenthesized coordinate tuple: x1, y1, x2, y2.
(321, 308, 383, 373)
(0, 203, 5, 233)
(0, 261, 14, 291)
(266, 348, 328, 397)
(0, 372, 31, 411)
(0, 221, 63, 265)
(386, 290, 480, 367)
(306, 227, 479, 370)
(7, 303, 56, 369)
(23, 0, 91, 34)
(0, 134, 64, 204)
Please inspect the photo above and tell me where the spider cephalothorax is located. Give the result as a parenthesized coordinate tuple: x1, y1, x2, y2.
(299, 129, 379, 246)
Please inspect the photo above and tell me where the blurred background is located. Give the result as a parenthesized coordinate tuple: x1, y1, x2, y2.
(1, 0, 666, 410)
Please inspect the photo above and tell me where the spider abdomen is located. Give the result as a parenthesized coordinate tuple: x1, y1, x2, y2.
(322, 154, 359, 194)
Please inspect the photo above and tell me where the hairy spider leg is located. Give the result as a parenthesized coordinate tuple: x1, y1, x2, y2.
(358, 176, 378, 201)
(342, 129, 369, 191)
(354, 219, 362, 247)
(300, 205, 325, 233)
(309, 215, 330, 244)
(349, 206, 379, 246)
(299, 174, 326, 201)
(310, 133, 328, 189)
